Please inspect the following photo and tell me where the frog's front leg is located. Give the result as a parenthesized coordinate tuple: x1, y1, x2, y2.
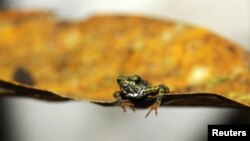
(113, 91, 136, 113)
(145, 85, 169, 118)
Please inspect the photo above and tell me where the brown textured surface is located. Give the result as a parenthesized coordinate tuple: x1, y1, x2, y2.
(0, 11, 249, 106)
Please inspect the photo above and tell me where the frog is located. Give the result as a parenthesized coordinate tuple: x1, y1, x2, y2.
(113, 75, 170, 117)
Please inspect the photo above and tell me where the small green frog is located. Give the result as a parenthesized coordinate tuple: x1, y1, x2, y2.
(114, 75, 170, 117)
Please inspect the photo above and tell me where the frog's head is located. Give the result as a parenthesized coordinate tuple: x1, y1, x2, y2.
(117, 75, 141, 88)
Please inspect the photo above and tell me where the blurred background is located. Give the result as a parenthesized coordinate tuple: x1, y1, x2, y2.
(0, 0, 250, 141)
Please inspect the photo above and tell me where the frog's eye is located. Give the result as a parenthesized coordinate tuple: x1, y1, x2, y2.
(123, 81, 128, 86)
(130, 82, 135, 85)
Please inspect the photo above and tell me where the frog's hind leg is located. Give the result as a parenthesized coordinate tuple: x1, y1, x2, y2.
(145, 85, 168, 118)
(113, 91, 136, 113)
(145, 93, 162, 117)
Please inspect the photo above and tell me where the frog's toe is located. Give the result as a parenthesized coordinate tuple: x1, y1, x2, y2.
(119, 100, 136, 113)
(145, 101, 161, 118)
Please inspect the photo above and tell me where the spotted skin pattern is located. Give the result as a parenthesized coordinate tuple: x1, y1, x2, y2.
(114, 75, 170, 117)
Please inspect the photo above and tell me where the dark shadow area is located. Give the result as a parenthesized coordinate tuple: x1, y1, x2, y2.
(228, 110, 250, 124)
(0, 99, 12, 141)
(0, 0, 6, 10)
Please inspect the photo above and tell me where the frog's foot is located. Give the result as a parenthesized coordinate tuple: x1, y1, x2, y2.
(145, 101, 161, 118)
(119, 100, 136, 113)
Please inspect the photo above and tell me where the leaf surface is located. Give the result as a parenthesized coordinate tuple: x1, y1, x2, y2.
(0, 11, 249, 108)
